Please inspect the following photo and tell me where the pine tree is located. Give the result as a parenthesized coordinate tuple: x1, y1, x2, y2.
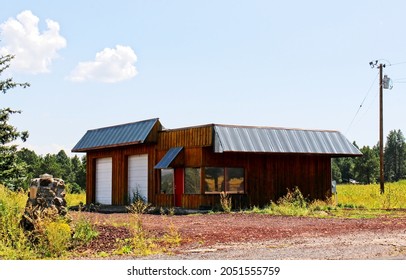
(384, 130, 406, 182)
(0, 54, 30, 189)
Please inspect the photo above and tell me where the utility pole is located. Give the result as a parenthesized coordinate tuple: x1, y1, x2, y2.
(370, 60, 393, 194)
(379, 63, 384, 194)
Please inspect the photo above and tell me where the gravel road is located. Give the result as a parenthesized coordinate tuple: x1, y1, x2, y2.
(155, 230, 406, 260)
(72, 212, 406, 260)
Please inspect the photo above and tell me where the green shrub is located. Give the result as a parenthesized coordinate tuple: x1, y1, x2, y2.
(72, 216, 99, 246)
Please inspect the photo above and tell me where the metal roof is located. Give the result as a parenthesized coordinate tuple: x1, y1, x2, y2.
(154, 147, 184, 169)
(213, 125, 362, 156)
(72, 118, 159, 152)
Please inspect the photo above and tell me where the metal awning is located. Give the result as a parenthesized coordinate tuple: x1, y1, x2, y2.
(154, 147, 183, 169)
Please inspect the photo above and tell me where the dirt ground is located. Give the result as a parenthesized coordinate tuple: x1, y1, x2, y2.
(70, 211, 406, 260)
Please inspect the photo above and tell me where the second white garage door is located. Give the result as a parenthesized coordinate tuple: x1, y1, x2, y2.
(95, 157, 112, 204)
(128, 154, 148, 202)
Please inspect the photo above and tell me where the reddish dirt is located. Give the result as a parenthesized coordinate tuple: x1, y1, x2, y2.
(70, 211, 406, 259)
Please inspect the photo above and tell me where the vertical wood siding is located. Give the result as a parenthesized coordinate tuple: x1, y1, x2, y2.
(201, 148, 331, 207)
(85, 124, 333, 209)
(157, 125, 213, 149)
(86, 144, 157, 205)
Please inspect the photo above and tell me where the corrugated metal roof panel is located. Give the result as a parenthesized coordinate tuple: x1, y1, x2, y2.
(72, 118, 159, 152)
(154, 147, 184, 169)
(214, 125, 362, 156)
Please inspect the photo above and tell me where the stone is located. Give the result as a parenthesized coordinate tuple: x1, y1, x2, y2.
(20, 174, 68, 231)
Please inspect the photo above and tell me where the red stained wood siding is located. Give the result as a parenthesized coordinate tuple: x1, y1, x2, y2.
(85, 124, 332, 209)
(85, 144, 157, 205)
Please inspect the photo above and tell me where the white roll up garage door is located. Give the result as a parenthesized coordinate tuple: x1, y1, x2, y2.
(95, 157, 112, 204)
(128, 154, 148, 202)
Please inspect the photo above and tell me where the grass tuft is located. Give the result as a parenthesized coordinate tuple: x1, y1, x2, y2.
(219, 192, 232, 213)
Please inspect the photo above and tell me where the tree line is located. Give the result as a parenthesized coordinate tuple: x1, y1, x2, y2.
(333, 129, 406, 184)
(1, 145, 86, 193)
(16, 149, 86, 193)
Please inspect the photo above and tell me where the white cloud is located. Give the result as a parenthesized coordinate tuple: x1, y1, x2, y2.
(0, 10, 67, 74)
(68, 45, 138, 83)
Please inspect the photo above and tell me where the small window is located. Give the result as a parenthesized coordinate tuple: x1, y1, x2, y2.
(204, 167, 225, 193)
(160, 169, 174, 194)
(185, 168, 201, 194)
(226, 168, 245, 193)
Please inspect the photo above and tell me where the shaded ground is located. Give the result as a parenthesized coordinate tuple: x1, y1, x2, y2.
(70, 211, 406, 259)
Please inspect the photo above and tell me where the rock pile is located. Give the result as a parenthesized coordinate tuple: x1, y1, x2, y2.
(20, 173, 68, 231)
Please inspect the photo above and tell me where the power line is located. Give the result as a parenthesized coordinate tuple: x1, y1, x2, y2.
(388, 61, 406, 67)
(345, 72, 379, 135)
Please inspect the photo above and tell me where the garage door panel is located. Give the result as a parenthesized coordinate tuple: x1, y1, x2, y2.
(96, 157, 112, 204)
(128, 154, 148, 202)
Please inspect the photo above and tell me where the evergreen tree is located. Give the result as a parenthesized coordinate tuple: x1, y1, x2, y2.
(332, 157, 355, 183)
(39, 153, 64, 179)
(71, 155, 86, 190)
(55, 150, 73, 181)
(353, 146, 379, 184)
(0, 54, 30, 189)
(16, 148, 41, 185)
(384, 130, 406, 182)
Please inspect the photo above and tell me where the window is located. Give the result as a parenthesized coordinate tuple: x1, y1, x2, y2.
(160, 169, 173, 194)
(204, 167, 225, 193)
(226, 168, 245, 193)
(185, 168, 201, 194)
(204, 167, 245, 194)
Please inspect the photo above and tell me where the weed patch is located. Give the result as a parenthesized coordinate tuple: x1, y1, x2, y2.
(337, 181, 406, 209)
(220, 192, 232, 213)
(116, 203, 182, 257)
(0, 184, 98, 259)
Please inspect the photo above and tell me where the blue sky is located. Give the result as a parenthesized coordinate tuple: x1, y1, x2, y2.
(1, 0, 406, 156)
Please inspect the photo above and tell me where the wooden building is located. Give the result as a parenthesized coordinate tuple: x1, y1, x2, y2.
(72, 118, 361, 209)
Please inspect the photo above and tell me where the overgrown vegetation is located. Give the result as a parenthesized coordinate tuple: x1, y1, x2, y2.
(247, 182, 406, 218)
(0, 184, 97, 259)
(2, 180, 406, 259)
(113, 198, 182, 257)
(337, 180, 406, 209)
